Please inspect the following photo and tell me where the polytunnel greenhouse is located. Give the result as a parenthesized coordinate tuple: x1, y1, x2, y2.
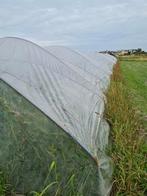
(0, 37, 116, 195)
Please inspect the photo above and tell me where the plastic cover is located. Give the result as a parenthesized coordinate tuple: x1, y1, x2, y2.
(0, 37, 116, 195)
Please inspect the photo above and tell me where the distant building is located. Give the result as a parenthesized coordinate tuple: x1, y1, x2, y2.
(118, 50, 130, 56)
(99, 48, 146, 56)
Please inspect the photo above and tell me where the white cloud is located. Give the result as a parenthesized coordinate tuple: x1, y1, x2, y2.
(0, 0, 147, 50)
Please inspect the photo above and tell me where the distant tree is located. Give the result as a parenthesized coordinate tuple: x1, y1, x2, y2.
(137, 48, 142, 53)
(128, 51, 131, 55)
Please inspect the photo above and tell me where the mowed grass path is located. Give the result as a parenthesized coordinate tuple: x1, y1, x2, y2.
(120, 56, 147, 129)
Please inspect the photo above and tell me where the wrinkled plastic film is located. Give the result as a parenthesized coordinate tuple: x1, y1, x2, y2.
(0, 37, 116, 195)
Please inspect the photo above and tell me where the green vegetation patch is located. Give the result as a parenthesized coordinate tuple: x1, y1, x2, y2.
(0, 80, 99, 196)
(105, 60, 147, 196)
(120, 56, 147, 129)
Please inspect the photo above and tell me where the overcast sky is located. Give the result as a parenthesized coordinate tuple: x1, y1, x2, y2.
(0, 0, 147, 51)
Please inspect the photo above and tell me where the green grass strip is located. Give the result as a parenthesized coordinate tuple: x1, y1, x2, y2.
(105, 62, 147, 196)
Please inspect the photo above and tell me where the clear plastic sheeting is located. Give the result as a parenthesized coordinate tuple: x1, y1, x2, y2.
(0, 37, 116, 195)
(87, 52, 116, 75)
(45, 46, 111, 90)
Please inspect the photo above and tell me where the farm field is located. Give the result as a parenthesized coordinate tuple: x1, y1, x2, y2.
(120, 56, 147, 127)
(0, 55, 147, 195)
(105, 55, 147, 195)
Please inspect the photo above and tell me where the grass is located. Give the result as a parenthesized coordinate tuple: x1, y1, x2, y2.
(120, 55, 147, 128)
(105, 57, 147, 195)
(0, 80, 100, 195)
(0, 171, 6, 196)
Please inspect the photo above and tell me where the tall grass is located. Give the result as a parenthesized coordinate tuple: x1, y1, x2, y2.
(0, 80, 99, 195)
(0, 171, 6, 196)
(105, 63, 147, 195)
